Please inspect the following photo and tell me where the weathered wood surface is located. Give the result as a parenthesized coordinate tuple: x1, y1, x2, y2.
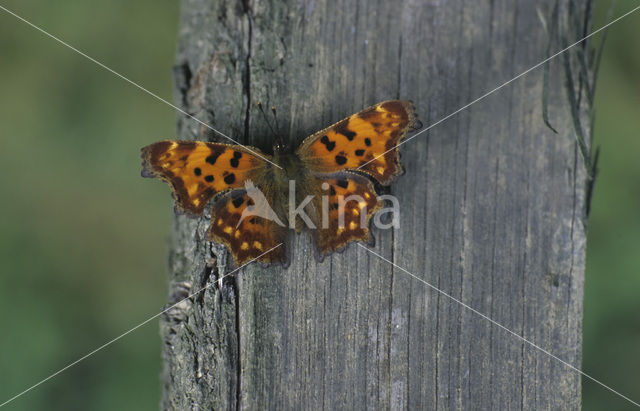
(160, 0, 594, 409)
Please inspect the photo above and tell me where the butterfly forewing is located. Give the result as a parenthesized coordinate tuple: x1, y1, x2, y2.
(296, 100, 422, 185)
(141, 141, 269, 214)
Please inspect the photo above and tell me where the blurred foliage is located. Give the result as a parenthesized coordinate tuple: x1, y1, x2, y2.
(0, 0, 637, 409)
(0, 1, 178, 409)
(584, 1, 640, 410)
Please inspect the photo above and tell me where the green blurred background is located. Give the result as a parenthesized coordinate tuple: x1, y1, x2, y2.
(0, 1, 637, 409)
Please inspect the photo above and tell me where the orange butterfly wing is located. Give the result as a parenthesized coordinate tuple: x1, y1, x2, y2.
(209, 190, 289, 267)
(141, 141, 289, 267)
(296, 100, 422, 185)
(310, 172, 383, 260)
(141, 141, 269, 215)
(298, 100, 421, 258)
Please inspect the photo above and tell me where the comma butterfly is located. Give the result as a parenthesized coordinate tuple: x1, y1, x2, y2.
(141, 100, 422, 268)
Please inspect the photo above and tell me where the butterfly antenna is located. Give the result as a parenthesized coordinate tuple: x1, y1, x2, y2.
(271, 106, 285, 148)
(257, 101, 278, 138)
(271, 106, 282, 136)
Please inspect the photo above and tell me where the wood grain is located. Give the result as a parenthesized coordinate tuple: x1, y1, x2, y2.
(160, 0, 594, 408)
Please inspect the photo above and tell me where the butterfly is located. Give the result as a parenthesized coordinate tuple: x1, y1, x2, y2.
(141, 100, 422, 268)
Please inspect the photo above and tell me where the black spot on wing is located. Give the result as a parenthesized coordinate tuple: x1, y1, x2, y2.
(335, 155, 347, 165)
(336, 179, 348, 189)
(364, 138, 372, 146)
(230, 158, 239, 167)
(224, 173, 236, 184)
(232, 196, 244, 208)
(355, 149, 365, 156)
(206, 150, 222, 165)
(343, 130, 356, 141)
(335, 121, 356, 141)
(320, 135, 336, 152)
(205, 175, 214, 182)
(194, 167, 202, 176)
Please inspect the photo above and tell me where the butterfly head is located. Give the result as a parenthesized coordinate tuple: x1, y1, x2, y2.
(257, 102, 288, 153)
(272, 134, 288, 153)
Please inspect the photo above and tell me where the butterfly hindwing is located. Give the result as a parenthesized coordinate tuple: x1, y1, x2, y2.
(209, 190, 290, 267)
(141, 141, 269, 215)
(311, 172, 383, 260)
(296, 100, 422, 185)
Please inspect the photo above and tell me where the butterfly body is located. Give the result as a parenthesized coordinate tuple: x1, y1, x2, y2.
(247, 147, 310, 232)
(142, 100, 422, 267)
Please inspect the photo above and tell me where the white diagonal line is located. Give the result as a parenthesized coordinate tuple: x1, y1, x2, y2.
(358, 243, 640, 408)
(0, 4, 283, 170)
(357, 5, 640, 171)
(0, 244, 282, 408)
(2, 0, 638, 407)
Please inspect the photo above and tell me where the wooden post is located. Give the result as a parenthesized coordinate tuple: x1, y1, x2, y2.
(160, 0, 595, 408)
